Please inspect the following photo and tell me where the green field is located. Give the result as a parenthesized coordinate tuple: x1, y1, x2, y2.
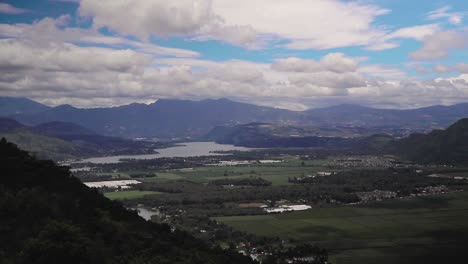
(104, 190, 161, 200)
(171, 161, 332, 186)
(215, 191, 468, 264)
(142, 173, 184, 183)
(115, 158, 333, 186)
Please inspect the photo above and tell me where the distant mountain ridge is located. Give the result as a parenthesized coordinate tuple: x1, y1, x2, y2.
(3, 96, 468, 139)
(206, 119, 468, 165)
(0, 97, 50, 115)
(0, 118, 164, 160)
(204, 122, 394, 151)
(9, 98, 301, 139)
(305, 103, 468, 129)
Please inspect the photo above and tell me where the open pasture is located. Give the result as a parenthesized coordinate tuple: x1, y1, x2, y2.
(215, 191, 468, 264)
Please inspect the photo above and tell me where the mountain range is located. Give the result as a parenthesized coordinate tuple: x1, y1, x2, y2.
(2, 96, 468, 139)
(207, 119, 468, 165)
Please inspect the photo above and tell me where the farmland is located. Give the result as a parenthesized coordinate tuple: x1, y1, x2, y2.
(73, 151, 468, 263)
(103, 190, 161, 200)
(215, 191, 468, 264)
(89, 157, 338, 186)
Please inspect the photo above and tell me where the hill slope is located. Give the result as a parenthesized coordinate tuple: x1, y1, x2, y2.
(0, 117, 26, 132)
(390, 118, 468, 165)
(0, 118, 164, 161)
(204, 123, 394, 151)
(0, 138, 253, 264)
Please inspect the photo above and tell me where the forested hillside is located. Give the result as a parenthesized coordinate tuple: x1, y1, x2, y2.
(390, 118, 468, 165)
(0, 138, 253, 264)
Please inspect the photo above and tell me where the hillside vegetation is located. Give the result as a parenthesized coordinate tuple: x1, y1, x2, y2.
(0, 118, 165, 161)
(0, 138, 253, 264)
(390, 118, 468, 165)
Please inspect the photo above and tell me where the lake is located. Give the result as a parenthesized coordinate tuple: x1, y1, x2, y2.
(79, 141, 254, 164)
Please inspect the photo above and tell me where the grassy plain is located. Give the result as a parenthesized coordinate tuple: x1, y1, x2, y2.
(104, 190, 161, 200)
(215, 191, 468, 264)
(133, 158, 335, 186)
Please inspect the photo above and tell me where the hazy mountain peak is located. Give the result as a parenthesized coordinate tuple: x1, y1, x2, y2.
(0, 96, 50, 116)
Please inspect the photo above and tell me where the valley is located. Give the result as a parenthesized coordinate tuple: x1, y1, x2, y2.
(3, 97, 468, 263)
(3, 1, 467, 263)
(67, 141, 468, 263)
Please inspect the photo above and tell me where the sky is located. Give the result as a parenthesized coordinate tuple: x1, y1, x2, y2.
(0, 0, 467, 110)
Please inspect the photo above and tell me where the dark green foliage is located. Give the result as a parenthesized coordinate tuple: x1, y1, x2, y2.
(0, 138, 253, 264)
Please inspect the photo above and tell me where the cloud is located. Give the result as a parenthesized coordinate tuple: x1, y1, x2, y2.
(427, 6, 463, 25)
(358, 65, 407, 79)
(0, 39, 152, 73)
(0, 3, 31, 14)
(79, 0, 260, 48)
(0, 42, 371, 108)
(456, 64, 468, 73)
(410, 30, 468, 60)
(79, 0, 214, 38)
(77, 0, 395, 50)
(213, 0, 390, 50)
(0, 16, 200, 58)
(2, 42, 468, 110)
(76, 0, 463, 53)
(433, 65, 451, 73)
(1, 12, 468, 110)
(271, 53, 358, 73)
(366, 24, 440, 51)
(4, 38, 463, 111)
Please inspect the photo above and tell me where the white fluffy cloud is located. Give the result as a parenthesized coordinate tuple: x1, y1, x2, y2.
(79, 0, 214, 38)
(79, 0, 259, 48)
(0, 39, 152, 73)
(0, 40, 368, 107)
(3, 36, 468, 111)
(410, 30, 468, 60)
(76, 0, 449, 51)
(271, 53, 358, 73)
(1, 2, 468, 110)
(212, 0, 389, 50)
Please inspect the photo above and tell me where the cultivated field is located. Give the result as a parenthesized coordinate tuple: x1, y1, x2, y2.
(137, 159, 335, 186)
(215, 191, 468, 264)
(104, 190, 161, 200)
